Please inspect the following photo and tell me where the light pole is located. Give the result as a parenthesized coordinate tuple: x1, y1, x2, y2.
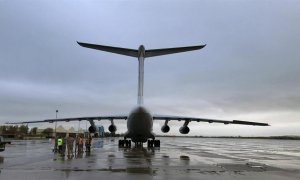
(53, 110, 59, 152)
(54, 110, 58, 137)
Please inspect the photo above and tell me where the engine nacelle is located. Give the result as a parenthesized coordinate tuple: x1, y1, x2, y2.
(88, 125, 97, 133)
(179, 126, 190, 134)
(108, 124, 117, 133)
(161, 125, 170, 133)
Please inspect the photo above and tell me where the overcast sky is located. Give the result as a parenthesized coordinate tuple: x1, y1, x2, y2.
(0, 0, 300, 136)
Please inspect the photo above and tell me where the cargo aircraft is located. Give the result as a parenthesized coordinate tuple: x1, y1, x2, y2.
(7, 42, 269, 147)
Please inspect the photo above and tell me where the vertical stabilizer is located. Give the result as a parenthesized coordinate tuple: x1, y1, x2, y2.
(137, 45, 145, 105)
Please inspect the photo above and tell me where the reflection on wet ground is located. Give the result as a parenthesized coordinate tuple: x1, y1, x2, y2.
(0, 137, 300, 180)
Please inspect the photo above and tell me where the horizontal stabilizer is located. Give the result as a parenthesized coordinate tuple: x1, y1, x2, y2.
(77, 42, 206, 58)
(77, 42, 138, 57)
(145, 45, 206, 58)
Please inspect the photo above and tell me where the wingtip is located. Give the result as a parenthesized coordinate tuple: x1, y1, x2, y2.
(199, 44, 206, 49)
(232, 120, 270, 126)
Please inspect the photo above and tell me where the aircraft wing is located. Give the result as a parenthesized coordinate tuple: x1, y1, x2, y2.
(153, 115, 269, 126)
(6, 115, 128, 124)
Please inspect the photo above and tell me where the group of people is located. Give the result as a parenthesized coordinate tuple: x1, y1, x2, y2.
(55, 133, 92, 157)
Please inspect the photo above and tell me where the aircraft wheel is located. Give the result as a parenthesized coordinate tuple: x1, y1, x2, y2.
(119, 140, 124, 147)
(125, 140, 130, 147)
(153, 140, 160, 147)
(156, 140, 160, 147)
(148, 140, 154, 147)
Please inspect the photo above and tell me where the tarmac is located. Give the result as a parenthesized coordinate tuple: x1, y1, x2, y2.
(0, 137, 300, 180)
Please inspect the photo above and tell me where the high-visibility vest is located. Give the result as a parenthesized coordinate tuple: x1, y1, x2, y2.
(57, 138, 63, 146)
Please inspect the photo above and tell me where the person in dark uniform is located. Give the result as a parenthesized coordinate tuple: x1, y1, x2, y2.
(66, 134, 75, 158)
(85, 134, 92, 152)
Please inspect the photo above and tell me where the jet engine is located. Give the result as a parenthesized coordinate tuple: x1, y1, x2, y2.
(88, 125, 97, 133)
(108, 124, 117, 133)
(179, 126, 190, 134)
(161, 124, 170, 133)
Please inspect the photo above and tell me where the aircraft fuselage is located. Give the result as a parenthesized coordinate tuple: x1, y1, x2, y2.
(125, 106, 154, 143)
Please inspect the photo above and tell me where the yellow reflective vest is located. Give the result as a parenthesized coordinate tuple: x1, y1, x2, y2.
(57, 138, 63, 146)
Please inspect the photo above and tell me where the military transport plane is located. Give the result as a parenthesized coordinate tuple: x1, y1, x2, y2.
(7, 42, 269, 147)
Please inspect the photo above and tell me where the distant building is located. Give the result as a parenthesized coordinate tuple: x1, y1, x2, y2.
(97, 125, 105, 137)
(51, 126, 79, 137)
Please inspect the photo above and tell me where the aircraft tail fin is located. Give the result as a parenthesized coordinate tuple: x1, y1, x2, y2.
(77, 42, 138, 57)
(77, 42, 206, 106)
(145, 45, 206, 58)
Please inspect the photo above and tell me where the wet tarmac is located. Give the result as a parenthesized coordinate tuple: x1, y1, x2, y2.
(0, 137, 300, 180)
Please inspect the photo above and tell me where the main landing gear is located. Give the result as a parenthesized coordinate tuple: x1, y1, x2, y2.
(119, 139, 131, 148)
(118, 139, 160, 148)
(147, 140, 160, 147)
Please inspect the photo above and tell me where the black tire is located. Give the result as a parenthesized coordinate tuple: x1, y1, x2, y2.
(148, 140, 151, 147)
(157, 140, 160, 147)
(119, 140, 124, 147)
(153, 140, 160, 147)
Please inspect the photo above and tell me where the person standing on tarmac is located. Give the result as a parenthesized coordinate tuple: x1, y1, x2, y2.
(57, 136, 63, 153)
(62, 135, 67, 156)
(85, 134, 92, 152)
(78, 135, 84, 153)
(66, 134, 75, 157)
(75, 135, 79, 154)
